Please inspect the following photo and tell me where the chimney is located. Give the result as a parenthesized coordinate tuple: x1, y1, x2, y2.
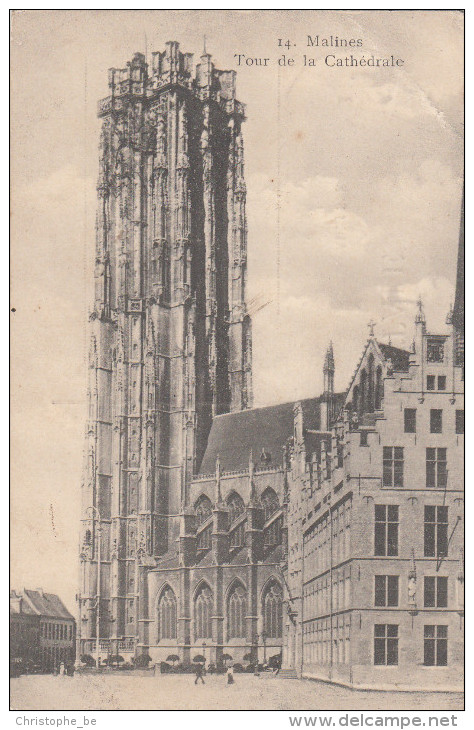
(11, 591, 23, 613)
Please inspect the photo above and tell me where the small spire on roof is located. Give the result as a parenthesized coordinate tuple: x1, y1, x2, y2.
(324, 341, 335, 369)
(249, 450, 257, 502)
(367, 319, 376, 338)
(415, 297, 425, 324)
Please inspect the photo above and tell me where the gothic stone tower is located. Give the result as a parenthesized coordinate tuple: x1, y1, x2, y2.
(78, 42, 252, 658)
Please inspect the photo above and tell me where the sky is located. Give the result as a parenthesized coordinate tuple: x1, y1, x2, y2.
(11, 10, 463, 612)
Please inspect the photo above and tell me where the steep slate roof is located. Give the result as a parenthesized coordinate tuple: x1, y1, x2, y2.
(377, 342, 411, 372)
(155, 551, 180, 570)
(22, 590, 74, 620)
(199, 397, 324, 475)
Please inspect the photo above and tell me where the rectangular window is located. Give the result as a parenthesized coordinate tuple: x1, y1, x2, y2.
(424, 625, 448, 666)
(456, 410, 464, 435)
(426, 448, 447, 488)
(374, 624, 398, 665)
(427, 339, 445, 363)
(375, 505, 399, 556)
(404, 408, 416, 433)
(375, 575, 399, 607)
(424, 506, 448, 558)
(360, 431, 368, 447)
(424, 576, 448, 608)
(438, 375, 446, 391)
(383, 447, 404, 487)
(430, 409, 443, 434)
(427, 375, 436, 391)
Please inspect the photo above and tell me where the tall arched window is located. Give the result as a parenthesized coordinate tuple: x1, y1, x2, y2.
(367, 353, 375, 413)
(158, 586, 177, 640)
(375, 366, 383, 410)
(195, 584, 213, 639)
(228, 583, 247, 639)
(360, 369, 367, 414)
(368, 354, 375, 412)
(352, 385, 359, 414)
(261, 488, 279, 522)
(264, 516, 282, 547)
(195, 495, 213, 526)
(263, 581, 283, 638)
(227, 492, 245, 524)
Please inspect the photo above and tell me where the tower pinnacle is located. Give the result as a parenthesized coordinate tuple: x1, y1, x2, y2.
(415, 297, 425, 324)
(323, 342, 335, 396)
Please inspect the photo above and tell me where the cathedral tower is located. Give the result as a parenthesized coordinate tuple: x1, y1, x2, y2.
(78, 43, 252, 658)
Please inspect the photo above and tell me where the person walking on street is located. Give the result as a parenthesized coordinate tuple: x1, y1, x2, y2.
(194, 661, 205, 684)
(226, 664, 235, 685)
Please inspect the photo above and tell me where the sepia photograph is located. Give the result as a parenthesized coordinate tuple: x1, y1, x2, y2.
(10, 8, 464, 716)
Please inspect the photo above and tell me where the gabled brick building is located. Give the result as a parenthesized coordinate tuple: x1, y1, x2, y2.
(283, 224, 464, 689)
(10, 589, 76, 671)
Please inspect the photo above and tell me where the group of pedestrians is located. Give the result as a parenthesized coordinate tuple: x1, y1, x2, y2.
(194, 662, 234, 685)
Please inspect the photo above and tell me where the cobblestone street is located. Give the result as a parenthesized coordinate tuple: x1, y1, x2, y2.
(10, 674, 463, 712)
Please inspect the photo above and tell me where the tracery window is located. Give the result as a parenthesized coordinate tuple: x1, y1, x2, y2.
(261, 488, 279, 522)
(375, 366, 383, 410)
(197, 524, 212, 551)
(227, 492, 245, 525)
(360, 369, 367, 414)
(264, 516, 282, 547)
(263, 581, 283, 638)
(368, 354, 375, 412)
(230, 521, 246, 549)
(195, 495, 213, 526)
(352, 385, 359, 414)
(228, 584, 247, 639)
(158, 586, 177, 640)
(195, 585, 213, 639)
